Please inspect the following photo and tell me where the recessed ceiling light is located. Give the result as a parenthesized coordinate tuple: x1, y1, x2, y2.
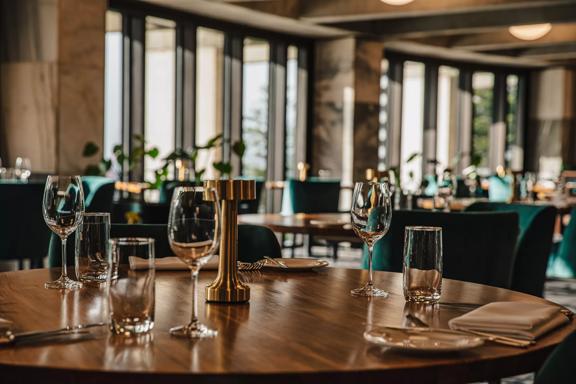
(508, 23, 552, 41)
(380, 0, 415, 5)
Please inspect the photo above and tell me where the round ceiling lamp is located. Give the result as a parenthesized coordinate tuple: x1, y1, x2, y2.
(380, 0, 415, 5)
(508, 23, 552, 41)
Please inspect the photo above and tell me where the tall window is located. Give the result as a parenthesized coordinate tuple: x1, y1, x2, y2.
(144, 17, 176, 182)
(400, 61, 425, 189)
(196, 27, 224, 179)
(506, 74, 522, 170)
(284, 45, 298, 179)
(436, 66, 459, 173)
(378, 59, 389, 171)
(103, 11, 122, 165)
(472, 72, 494, 173)
(242, 38, 270, 178)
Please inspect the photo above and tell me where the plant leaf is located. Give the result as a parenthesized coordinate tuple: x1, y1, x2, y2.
(146, 147, 160, 159)
(82, 142, 99, 157)
(232, 140, 246, 157)
(213, 161, 232, 175)
(406, 152, 421, 163)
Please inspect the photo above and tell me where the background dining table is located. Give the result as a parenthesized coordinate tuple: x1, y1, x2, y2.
(0, 267, 573, 383)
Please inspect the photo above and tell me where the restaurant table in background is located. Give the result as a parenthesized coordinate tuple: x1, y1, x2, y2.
(239, 212, 354, 237)
(0, 268, 573, 383)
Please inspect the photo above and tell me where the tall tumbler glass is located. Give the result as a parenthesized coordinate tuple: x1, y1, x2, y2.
(402, 226, 443, 303)
(108, 238, 155, 336)
(76, 212, 111, 284)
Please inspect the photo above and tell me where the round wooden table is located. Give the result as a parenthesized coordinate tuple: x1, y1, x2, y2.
(239, 213, 354, 237)
(0, 268, 573, 383)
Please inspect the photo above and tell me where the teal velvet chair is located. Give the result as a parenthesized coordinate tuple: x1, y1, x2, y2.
(81, 176, 115, 213)
(0, 183, 51, 268)
(465, 202, 557, 297)
(548, 208, 576, 278)
(488, 175, 513, 202)
(535, 331, 576, 383)
(49, 223, 280, 266)
(363, 210, 519, 289)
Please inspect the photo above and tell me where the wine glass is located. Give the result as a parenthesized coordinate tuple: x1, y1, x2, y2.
(168, 186, 220, 339)
(15, 157, 31, 181)
(350, 181, 392, 297)
(43, 176, 85, 289)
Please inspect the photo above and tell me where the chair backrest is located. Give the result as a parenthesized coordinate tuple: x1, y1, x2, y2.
(548, 208, 576, 278)
(48, 223, 279, 266)
(158, 180, 198, 205)
(238, 224, 281, 263)
(82, 176, 115, 213)
(365, 210, 519, 289)
(281, 178, 341, 214)
(488, 175, 513, 202)
(0, 183, 51, 267)
(465, 202, 557, 296)
(535, 331, 576, 384)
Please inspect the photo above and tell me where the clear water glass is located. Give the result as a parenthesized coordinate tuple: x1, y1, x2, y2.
(350, 181, 392, 297)
(403, 226, 443, 303)
(75, 212, 111, 284)
(43, 175, 85, 290)
(168, 186, 220, 339)
(108, 238, 155, 336)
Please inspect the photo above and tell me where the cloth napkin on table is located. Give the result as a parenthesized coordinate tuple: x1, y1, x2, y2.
(129, 256, 219, 271)
(448, 301, 569, 341)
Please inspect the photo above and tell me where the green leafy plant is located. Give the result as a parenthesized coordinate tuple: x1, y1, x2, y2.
(82, 142, 112, 176)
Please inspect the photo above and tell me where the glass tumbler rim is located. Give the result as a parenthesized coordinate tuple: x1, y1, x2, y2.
(110, 237, 155, 246)
(405, 226, 442, 232)
(82, 212, 111, 218)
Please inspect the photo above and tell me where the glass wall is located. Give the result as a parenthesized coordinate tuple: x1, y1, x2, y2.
(196, 27, 224, 179)
(144, 17, 176, 182)
(241, 38, 270, 178)
(472, 72, 495, 173)
(103, 11, 122, 166)
(400, 61, 425, 190)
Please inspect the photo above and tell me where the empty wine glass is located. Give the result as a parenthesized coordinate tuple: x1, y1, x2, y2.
(43, 176, 85, 289)
(350, 181, 392, 297)
(168, 186, 220, 338)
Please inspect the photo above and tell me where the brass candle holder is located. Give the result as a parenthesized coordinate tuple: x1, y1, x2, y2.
(204, 179, 255, 303)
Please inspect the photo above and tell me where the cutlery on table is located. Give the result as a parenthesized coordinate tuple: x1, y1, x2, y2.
(264, 256, 288, 269)
(0, 322, 106, 346)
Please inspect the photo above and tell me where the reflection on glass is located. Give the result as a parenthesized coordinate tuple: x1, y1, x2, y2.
(145, 17, 176, 182)
(436, 66, 459, 173)
(196, 28, 224, 179)
(285, 45, 298, 179)
(472, 72, 494, 173)
(400, 61, 424, 190)
(242, 38, 270, 178)
(506, 75, 522, 170)
(104, 11, 122, 169)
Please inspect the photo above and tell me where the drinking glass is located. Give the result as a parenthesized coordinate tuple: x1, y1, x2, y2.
(75, 212, 111, 283)
(15, 157, 31, 181)
(402, 226, 443, 303)
(108, 238, 155, 335)
(350, 181, 392, 297)
(43, 175, 85, 289)
(168, 186, 220, 339)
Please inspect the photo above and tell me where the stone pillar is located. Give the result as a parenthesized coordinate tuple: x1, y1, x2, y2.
(312, 37, 383, 185)
(0, 0, 105, 174)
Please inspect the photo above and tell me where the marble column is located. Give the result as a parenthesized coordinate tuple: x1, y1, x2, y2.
(0, 0, 105, 174)
(312, 37, 383, 185)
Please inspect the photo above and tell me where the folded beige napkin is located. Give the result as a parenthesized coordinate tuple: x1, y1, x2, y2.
(129, 256, 219, 271)
(448, 301, 569, 341)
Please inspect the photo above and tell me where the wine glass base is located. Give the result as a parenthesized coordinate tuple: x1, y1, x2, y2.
(44, 276, 82, 290)
(351, 284, 388, 298)
(170, 324, 218, 339)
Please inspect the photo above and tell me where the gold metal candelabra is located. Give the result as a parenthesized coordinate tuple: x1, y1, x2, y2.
(204, 179, 255, 303)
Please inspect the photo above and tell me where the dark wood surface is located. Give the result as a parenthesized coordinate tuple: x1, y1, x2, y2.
(0, 268, 574, 383)
(239, 213, 354, 237)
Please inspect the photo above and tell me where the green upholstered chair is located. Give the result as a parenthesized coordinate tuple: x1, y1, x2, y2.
(535, 331, 576, 384)
(49, 223, 279, 266)
(281, 178, 341, 215)
(488, 175, 513, 202)
(0, 182, 51, 268)
(548, 208, 576, 279)
(465, 202, 557, 297)
(81, 176, 115, 213)
(363, 210, 519, 289)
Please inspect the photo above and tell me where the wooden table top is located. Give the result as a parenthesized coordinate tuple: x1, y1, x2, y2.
(0, 268, 573, 384)
(239, 213, 354, 237)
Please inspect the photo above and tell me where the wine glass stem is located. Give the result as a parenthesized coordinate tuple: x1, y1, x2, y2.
(61, 237, 68, 279)
(189, 269, 199, 330)
(367, 244, 374, 288)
